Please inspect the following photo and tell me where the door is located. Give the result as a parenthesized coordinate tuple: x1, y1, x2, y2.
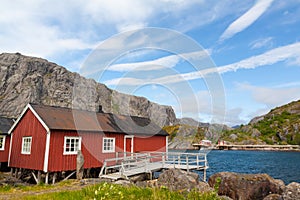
(124, 135, 134, 156)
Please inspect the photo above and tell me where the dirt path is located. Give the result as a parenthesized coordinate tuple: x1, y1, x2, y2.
(0, 177, 104, 200)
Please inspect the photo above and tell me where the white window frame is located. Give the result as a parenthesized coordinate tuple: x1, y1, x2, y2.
(102, 137, 115, 153)
(21, 136, 32, 155)
(0, 135, 6, 151)
(63, 136, 81, 155)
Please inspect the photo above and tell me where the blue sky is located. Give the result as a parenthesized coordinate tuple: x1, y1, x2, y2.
(1, 0, 300, 126)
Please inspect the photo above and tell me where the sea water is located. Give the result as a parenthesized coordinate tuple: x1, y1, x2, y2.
(169, 149, 300, 184)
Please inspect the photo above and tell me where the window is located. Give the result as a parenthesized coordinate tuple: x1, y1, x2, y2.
(103, 137, 115, 153)
(64, 137, 81, 155)
(0, 136, 6, 150)
(22, 137, 32, 154)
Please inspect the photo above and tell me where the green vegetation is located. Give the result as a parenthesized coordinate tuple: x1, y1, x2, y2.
(163, 125, 180, 141)
(163, 124, 207, 143)
(220, 110, 300, 145)
(1, 181, 223, 200)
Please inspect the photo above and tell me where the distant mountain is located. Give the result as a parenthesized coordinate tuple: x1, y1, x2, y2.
(176, 117, 209, 127)
(221, 100, 300, 145)
(164, 118, 232, 149)
(0, 53, 176, 127)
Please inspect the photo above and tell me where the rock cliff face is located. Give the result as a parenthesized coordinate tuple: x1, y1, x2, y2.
(0, 53, 176, 126)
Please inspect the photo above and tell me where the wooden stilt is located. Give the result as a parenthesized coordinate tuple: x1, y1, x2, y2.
(52, 173, 57, 185)
(15, 168, 19, 178)
(32, 172, 38, 184)
(37, 171, 41, 184)
(86, 168, 91, 178)
(45, 173, 49, 185)
(63, 171, 76, 181)
(10, 168, 14, 176)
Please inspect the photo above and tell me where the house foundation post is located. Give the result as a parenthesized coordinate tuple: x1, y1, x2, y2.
(10, 168, 14, 177)
(45, 173, 49, 185)
(52, 173, 57, 185)
(37, 171, 41, 184)
(15, 168, 19, 178)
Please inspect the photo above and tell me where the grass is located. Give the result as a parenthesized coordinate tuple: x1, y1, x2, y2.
(2, 181, 222, 200)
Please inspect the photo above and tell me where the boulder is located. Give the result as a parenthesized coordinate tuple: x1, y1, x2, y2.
(114, 179, 131, 186)
(129, 173, 148, 183)
(282, 182, 300, 200)
(229, 134, 238, 140)
(263, 194, 282, 200)
(157, 169, 199, 191)
(209, 172, 285, 200)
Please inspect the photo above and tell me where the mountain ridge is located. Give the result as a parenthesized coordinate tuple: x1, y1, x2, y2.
(0, 52, 176, 127)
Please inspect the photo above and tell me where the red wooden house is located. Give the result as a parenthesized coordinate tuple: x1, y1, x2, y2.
(8, 104, 168, 180)
(0, 117, 14, 170)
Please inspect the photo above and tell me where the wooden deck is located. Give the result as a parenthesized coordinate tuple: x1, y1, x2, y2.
(99, 152, 208, 181)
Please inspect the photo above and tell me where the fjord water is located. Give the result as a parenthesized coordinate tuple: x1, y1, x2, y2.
(205, 150, 300, 184)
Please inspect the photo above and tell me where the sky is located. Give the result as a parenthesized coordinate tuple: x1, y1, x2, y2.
(1, 0, 300, 126)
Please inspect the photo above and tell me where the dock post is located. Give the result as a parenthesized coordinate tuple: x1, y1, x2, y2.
(186, 155, 189, 173)
(173, 156, 175, 168)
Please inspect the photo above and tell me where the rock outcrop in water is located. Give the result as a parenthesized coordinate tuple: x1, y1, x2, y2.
(209, 172, 300, 200)
(0, 53, 176, 127)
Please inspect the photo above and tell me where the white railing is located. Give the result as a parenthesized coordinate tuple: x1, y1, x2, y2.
(99, 151, 208, 180)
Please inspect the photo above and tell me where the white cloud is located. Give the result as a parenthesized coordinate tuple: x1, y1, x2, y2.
(107, 50, 209, 72)
(105, 42, 300, 86)
(237, 83, 300, 107)
(250, 37, 274, 49)
(225, 108, 245, 126)
(219, 0, 274, 41)
(108, 54, 181, 72)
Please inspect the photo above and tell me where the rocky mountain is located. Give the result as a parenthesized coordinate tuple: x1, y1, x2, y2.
(221, 100, 300, 145)
(0, 53, 176, 127)
(164, 120, 232, 149)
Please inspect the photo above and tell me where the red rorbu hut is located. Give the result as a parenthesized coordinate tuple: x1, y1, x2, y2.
(8, 104, 168, 183)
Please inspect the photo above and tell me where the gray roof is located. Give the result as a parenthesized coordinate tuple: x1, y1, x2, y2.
(0, 117, 14, 134)
(31, 104, 168, 136)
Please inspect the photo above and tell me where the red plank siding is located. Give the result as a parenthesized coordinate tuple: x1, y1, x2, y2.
(47, 131, 126, 172)
(134, 135, 166, 152)
(0, 136, 10, 162)
(9, 110, 47, 170)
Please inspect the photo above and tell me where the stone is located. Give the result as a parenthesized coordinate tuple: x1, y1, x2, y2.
(208, 172, 285, 200)
(0, 53, 176, 127)
(229, 134, 238, 140)
(251, 128, 261, 138)
(76, 150, 84, 180)
(282, 182, 300, 200)
(157, 169, 199, 191)
(263, 194, 282, 200)
(129, 173, 148, 183)
(114, 180, 131, 186)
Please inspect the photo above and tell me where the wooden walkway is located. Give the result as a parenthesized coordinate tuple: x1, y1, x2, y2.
(216, 144, 300, 150)
(99, 152, 208, 181)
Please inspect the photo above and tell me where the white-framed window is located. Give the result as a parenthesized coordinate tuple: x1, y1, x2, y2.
(64, 136, 81, 155)
(103, 137, 115, 153)
(0, 136, 6, 151)
(21, 136, 32, 154)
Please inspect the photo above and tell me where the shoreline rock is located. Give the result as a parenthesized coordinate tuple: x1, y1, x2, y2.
(208, 172, 300, 200)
